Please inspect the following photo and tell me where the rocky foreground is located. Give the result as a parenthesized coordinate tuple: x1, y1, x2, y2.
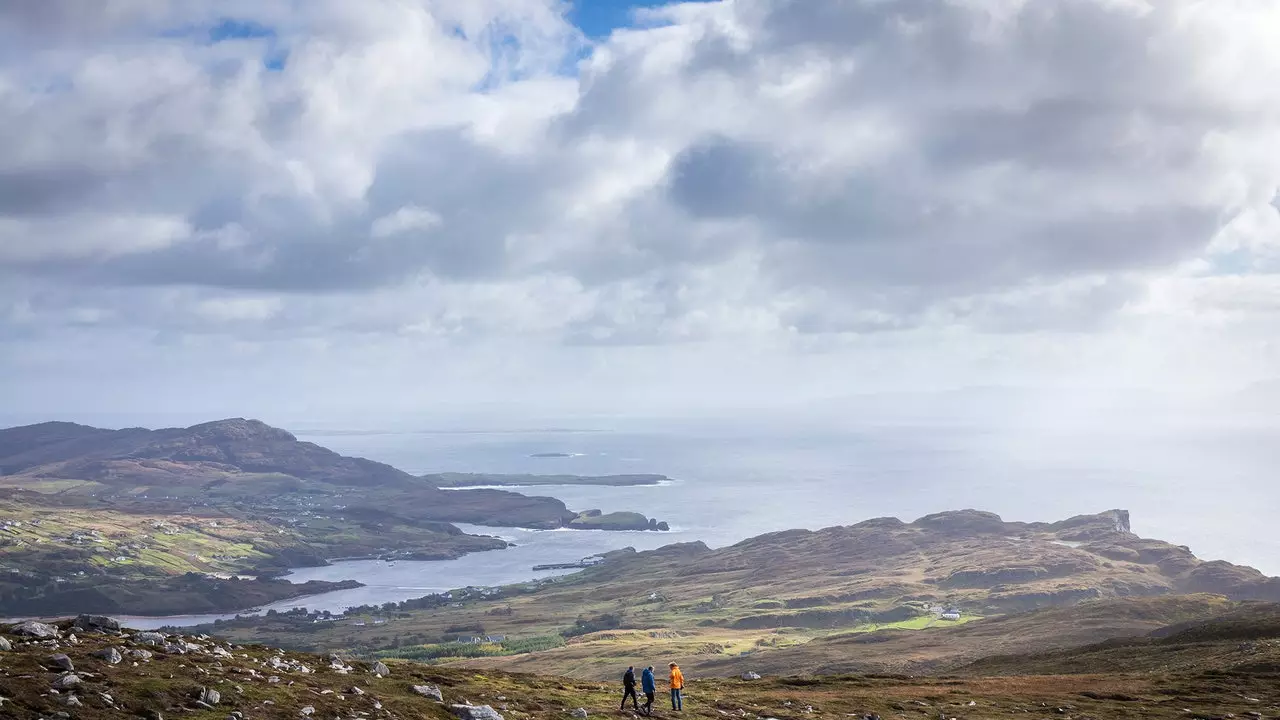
(3, 611, 1280, 720)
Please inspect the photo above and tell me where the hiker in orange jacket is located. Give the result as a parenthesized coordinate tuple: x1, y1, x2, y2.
(668, 662, 685, 711)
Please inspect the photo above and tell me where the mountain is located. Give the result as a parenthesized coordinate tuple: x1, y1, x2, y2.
(1, 613, 1277, 720)
(188, 509, 1280, 680)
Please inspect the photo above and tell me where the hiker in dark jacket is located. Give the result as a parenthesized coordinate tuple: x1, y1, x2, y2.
(621, 665, 640, 711)
(641, 666, 657, 715)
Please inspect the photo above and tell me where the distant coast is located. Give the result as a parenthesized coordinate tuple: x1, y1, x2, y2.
(423, 472, 670, 488)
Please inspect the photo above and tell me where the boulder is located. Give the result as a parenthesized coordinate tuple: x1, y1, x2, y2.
(372, 661, 390, 677)
(301, 706, 316, 716)
(572, 709, 589, 719)
(200, 687, 221, 705)
(10, 620, 59, 639)
(75, 614, 121, 632)
(451, 704, 505, 720)
(52, 673, 83, 690)
(413, 684, 444, 701)
(0, 637, 11, 651)
(96, 647, 123, 665)
(135, 631, 166, 646)
(49, 653, 75, 672)
(741, 672, 761, 681)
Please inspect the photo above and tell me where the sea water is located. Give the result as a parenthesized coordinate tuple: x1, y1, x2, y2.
(125, 418, 1280, 628)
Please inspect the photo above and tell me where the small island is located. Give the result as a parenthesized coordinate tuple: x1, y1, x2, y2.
(568, 509, 669, 531)
(424, 473, 670, 488)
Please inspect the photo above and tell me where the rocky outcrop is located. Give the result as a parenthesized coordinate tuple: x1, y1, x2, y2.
(913, 510, 1009, 535)
(9, 621, 58, 639)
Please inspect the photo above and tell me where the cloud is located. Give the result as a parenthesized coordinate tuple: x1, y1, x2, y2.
(370, 206, 443, 239)
(2, 0, 1280, 416)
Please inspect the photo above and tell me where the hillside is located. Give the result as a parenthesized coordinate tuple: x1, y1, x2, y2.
(961, 601, 1280, 676)
(0, 419, 667, 616)
(1, 614, 1277, 720)
(186, 509, 1280, 679)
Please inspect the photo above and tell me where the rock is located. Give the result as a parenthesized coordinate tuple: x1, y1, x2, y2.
(372, 661, 390, 677)
(0, 637, 11, 651)
(64, 694, 83, 707)
(75, 614, 122, 632)
(52, 673, 83, 689)
(200, 687, 221, 705)
(452, 704, 506, 720)
(572, 708, 590, 719)
(301, 706, 316, 716)
(129, 648, 154, 660)
(349, 687, 366, 695)
(414, 684, 445, 701)
(741, 672, 761, 681)
(10, 620, 59, 638)
(99, 692, 115, 705)
(96, 647, 123, 664)
(136, 631, 167, 646)
(50, 653, 75, 671)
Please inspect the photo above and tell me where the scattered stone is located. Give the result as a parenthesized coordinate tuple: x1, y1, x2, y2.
(136, 631, 167, 646)
(52, 673, 83, 690)
(68, 633, 80, 645)
(0, 636, 11, 651)
(372, 661, 390, 678)
(10, 620, 59, 638)
(96, 647, 123, 665)
(64, 694, 83, 707)
(349, 687, 366, 695)
(99, 692, 115, 705)
(452, 704, 506, 720)
(75, 614, 121, 632)
(414, 685, 444, 701)
(129, 648, 154, 661)
(572, 708, 589, 719)
(200, 687, 222, 705)
(741, 672, 762, 681)
(50, 653, 75, 671)
(301, 706, 316, 716)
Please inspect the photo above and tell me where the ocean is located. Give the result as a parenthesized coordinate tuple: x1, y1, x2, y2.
(118, 417, 1280, 629)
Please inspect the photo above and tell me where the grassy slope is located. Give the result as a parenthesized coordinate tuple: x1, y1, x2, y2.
(2, 616, 1279, 720)
(0, 495, 504, 615)
(187, 510, 1273, 679)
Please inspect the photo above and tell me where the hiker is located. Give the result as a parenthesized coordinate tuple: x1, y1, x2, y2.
(621, 665, 640, 712)
(641, 665, 656, 715)
(668, 662, 684, 711)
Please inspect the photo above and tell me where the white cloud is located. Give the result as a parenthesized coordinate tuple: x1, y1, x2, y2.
(370, 206, 442, 239)
(1, 0, 1280, 418)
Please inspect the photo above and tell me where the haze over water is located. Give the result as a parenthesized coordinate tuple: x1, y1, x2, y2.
(307, 414, 1280, 576)
(114, 408, 1280, 630)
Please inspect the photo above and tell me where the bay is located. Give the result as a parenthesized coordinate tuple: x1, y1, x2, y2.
(127, 417, 1280, 628)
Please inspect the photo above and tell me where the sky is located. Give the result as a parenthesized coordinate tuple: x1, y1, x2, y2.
(2, 0, 1280, 427)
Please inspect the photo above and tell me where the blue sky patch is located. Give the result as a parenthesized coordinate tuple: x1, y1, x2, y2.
(208, 18, 276, 43)
(570, 0, 693, 38)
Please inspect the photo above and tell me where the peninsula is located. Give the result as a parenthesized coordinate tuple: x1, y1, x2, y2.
(0, 419, 667, 616)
